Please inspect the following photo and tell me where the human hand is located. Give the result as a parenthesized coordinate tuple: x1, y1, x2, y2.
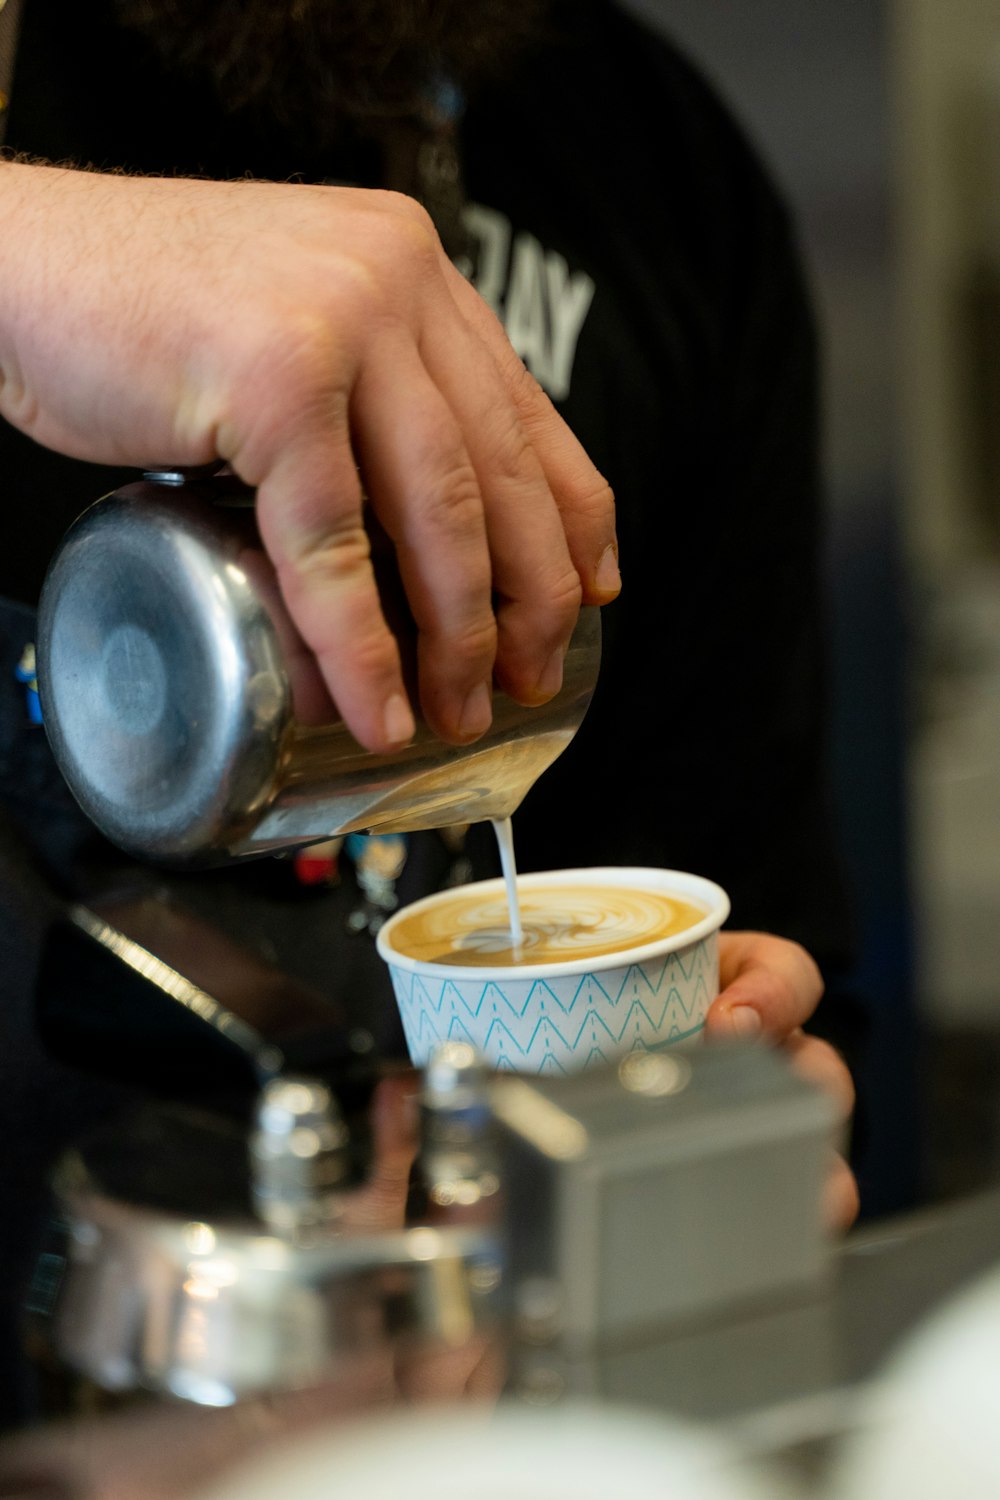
(706, 931, 860, 1230)
(336, 1071, 418, 1234)
(337, 1072, 504, 1403)
(0, 163, 619, 752)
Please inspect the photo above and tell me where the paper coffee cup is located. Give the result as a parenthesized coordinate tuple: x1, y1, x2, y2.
(376, 867, 730, 1074)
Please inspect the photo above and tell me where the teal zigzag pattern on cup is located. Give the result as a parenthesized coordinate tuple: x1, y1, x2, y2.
(390, 943, 716, 1073)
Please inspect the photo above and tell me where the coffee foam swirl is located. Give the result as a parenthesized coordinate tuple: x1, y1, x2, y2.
(385, 883, 707, 968)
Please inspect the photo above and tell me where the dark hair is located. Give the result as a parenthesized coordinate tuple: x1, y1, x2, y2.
(115, 0, 550, 137)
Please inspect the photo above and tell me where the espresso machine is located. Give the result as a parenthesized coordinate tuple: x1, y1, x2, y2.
(11, 472, 845, 1495)
(26, 983, 835, 1417)
(21, 907, 836, 1436)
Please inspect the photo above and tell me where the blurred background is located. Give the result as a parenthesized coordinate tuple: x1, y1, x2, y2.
(625, 0, 1000, 1218)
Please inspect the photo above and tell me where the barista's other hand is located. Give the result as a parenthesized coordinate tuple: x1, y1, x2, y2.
(0, 164, 619, 752)
(337, 1072, 419, 1234)
(706, 931, 859, 1230)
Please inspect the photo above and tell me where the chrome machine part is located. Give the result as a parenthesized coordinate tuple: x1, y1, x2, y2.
(36, 477, 601, 862)
(421, 1042, 500, 1212)
(37, 482, 289, 862)
(490, 1044, 837, 1410)
(249, 1077, 351, 1237)
(30, 1045, 836, 1419)
(34, 1098, 502, 1408)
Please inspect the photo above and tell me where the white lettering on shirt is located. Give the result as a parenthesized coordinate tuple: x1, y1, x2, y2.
(460, 204, 596, 402)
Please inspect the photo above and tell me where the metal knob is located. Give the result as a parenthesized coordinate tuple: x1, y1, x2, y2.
(250, 1077, 350, 1237)
(421, 1043, 500, 1212)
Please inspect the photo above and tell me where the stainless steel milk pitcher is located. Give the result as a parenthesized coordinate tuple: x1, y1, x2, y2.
(37, 474, 601, 863)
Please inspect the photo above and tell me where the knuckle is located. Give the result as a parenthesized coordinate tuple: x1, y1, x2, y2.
(274, 532, 403, 682)
(373, 195, 442, 271)
(0, 378, 38, 436)
(232, 308, 342, 414)
(773, 972, 802, 1021)
(385, 414, 484, 539)
(280, 518, 377, 603)
(348, 630, 403, 685)
(505, 348, 546, 404)
(790, 940, 825, 998)
(417, 458, 485, 539)
(572, 474, 617, 526)
(552, 567, 585, 610)
(539, 567, 584, 629)
(275, 523, 371, 606)
(740, 962, 801, 1029)
(395, 195, 437, 239)
(499, 361, 616, 521)
(296, 518, 371, 573)
(499, 567, 582, 656)
(435, 616, 498, 671)
(309, 249, 389, 328)
(480, 408, 536, 488)
(371, 188, 433, 229)
(506, 354, 572, 436)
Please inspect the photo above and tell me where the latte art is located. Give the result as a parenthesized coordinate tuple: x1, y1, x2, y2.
(385, 883, 707, 968)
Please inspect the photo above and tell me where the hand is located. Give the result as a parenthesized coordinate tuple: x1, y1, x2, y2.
(333, 1073, 505, 1403)
(0, 163, 619, 752)
(336, 1072, 418, 1234)
(706, 931, 860, 1230)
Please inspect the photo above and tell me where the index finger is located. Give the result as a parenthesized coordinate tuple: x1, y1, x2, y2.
(706, 930, 825, 1041)
(254, 427, 417, 754)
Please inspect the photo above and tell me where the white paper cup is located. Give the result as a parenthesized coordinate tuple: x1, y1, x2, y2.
(376, 867, 730, 1074)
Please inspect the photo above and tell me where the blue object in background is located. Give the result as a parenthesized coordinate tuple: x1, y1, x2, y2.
(14, 643, 42, 726)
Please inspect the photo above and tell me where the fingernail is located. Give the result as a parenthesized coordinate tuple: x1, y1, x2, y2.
(459, 680, 492, 739)
(535, 647, 565, 700)
(596, 543, 622, 596)
(728, 1006, 762, 1041)
(383, 692, 415, 747)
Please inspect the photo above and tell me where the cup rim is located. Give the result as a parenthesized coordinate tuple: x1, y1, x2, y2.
(375, 866, 730, 981)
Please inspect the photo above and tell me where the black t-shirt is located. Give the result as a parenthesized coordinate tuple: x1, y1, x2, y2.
(0, 0, 860, 1431)
(1, 0, 850, 957)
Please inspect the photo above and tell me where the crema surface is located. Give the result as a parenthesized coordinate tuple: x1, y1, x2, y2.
(386, 884, 707, 967)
